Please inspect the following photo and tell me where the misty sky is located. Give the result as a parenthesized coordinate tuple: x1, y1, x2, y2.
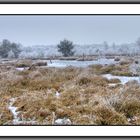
(0, 15, 140, 46)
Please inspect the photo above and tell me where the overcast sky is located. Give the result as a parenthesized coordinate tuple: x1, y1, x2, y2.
(0, 15, 140, 46)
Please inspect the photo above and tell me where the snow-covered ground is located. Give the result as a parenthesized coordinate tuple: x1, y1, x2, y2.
(103, 74, 140, 85)
(8, 98, 20, 124)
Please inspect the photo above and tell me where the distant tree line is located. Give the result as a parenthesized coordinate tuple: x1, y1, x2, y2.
(0, 39, 21, 58)
(1, 37, 140, 59)
(0, 39, 76, 59)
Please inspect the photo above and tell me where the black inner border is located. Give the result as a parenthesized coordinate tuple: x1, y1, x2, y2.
(0, 14, 140, 137)
(1, 1, 140, 4)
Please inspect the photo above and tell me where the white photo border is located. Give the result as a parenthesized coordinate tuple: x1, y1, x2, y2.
(0, 4, 140, 136)
(0, 4, 140, 14)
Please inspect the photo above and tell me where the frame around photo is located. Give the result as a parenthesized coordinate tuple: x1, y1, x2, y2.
(0, 0, 140, 4)
(0, 4, 140, 137)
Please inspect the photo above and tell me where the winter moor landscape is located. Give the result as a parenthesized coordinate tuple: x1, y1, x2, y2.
(1, 15, 140, 125)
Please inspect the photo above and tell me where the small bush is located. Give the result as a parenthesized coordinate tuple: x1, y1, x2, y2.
(100, 65, 115, 74)
(118, 99, 140, 118)
(114, 57, 120, 61)
(33, 61, 47, 66)
(89, 64, 103, 74)
(38, 109, 51, 119)
(92, 76, 109, 86)
(120, 60, 130, 65)
(109, 78, 121, 83)
(56, 108, 75, 118)
(15, 60, 32, 67)
(76, 77, 92, 86)
(93, 106, 127, 125)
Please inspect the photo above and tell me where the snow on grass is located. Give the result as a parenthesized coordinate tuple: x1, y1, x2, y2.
(8, 98, 20, 124)
(54, 118, 71, 125)
(103, 74, 140, 85)
(56, 91, 60, 98)
(16, 67, 25, 71)
(8, 98, 37, 125)
(108, 83, 118, 87)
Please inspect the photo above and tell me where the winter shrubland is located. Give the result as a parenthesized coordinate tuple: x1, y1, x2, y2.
(1, 56, 140, 125)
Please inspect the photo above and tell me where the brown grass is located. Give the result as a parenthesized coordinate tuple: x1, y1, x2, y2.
(111, 71, 133, 76)
(89, 62, 134, 76)
(0, 57, 140, 125)
(93, 105, 127, 125)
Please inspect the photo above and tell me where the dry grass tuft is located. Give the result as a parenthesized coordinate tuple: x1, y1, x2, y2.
(93, 105, 127, 125)
(76, 77, 92, 86)
(117, 99, 140, 118)
(108, 78, 121, 83)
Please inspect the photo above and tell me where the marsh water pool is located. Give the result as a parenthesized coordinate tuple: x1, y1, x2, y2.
(46, 58, 117, 68)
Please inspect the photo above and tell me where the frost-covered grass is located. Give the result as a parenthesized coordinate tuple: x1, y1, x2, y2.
(1, 57, 140, 125)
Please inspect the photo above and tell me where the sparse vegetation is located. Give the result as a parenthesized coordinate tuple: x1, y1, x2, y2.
(89, 61, 135, 76)
(1, 55, 140, 125)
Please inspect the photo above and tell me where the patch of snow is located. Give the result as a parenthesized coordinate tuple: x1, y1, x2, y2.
(8, 98, 37, 125)
(103, 74, 140, 85)
(56, 91, 60, 98)
(11, 120, 37, 125)
(16, 67, 25, 71)
(127, 116, 138, 123)
(8, 98, 20, 124)
(54, 118, 71, 125)
(108, 83, 118, 87)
